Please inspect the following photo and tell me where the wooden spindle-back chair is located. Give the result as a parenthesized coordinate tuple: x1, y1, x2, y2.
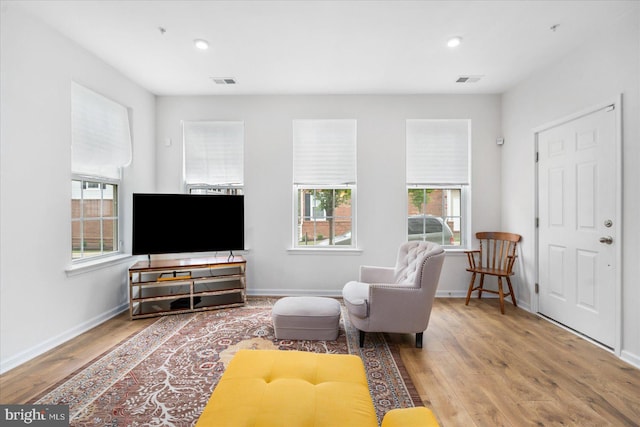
(464, 232, 522, 314)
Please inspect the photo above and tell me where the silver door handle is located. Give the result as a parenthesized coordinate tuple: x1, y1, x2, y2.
(599, 236, 613, 245)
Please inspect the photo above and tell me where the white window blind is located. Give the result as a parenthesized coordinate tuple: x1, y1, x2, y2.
(71, 82, 132, 180)
(406, 119, 470, 185)
(293, 120, 357, 185)
(183, 121, 244, 186)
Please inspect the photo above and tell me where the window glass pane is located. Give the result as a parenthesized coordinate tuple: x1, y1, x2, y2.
(83, 198, 100, 218)
(102, 184, 117, 216)
(83, 219, 101, 251)
(72, 178, 119, 260)
(71, 221, 82, 259)
(296, 187, 353, 247)
(407, 187, 461, 247)
(103, 218, 117, 251)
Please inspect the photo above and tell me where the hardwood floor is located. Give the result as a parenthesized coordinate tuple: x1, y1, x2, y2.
(390, 298, 640, 426)
(1, 298, 639, 426)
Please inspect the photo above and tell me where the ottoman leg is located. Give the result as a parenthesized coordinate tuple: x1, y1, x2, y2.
(359, 330, 366, 347)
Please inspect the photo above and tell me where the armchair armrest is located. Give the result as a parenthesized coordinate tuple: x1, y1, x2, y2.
(506, 254, 518, 273)
(360, 265, 395, 283)
(366, 282, 426, 331)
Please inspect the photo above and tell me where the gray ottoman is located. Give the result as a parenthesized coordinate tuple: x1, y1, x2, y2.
(272, 296, 341, 341)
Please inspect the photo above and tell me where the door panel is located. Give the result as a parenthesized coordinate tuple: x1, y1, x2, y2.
(537, 106, 617, 348)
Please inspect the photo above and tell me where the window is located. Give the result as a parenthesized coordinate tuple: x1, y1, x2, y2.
(293, 120, 356, 247)
(297, 187, 353, 246)
(407, 188, 463, 246)
(406, 119, 470, 248)
(71, 83, 131, 261)
(183, 121, 244, 195)
(72, 180, 118, 259)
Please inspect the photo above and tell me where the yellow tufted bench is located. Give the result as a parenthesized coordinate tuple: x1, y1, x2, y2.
(196, 349, 439, 427)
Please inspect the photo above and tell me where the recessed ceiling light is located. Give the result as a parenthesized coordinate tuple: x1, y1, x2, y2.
(194, 39, 209, 50)
(447, 37, 462, 48)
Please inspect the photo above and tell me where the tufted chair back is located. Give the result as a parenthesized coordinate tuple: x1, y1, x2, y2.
(393, 241, 437, 285)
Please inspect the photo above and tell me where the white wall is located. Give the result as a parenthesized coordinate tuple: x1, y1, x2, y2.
(501, 9, 640, 366)
(0, 6, 156, 372)
(155, 94, 502, 297)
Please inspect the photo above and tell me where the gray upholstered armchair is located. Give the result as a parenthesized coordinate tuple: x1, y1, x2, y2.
(342, 241, 445, 348)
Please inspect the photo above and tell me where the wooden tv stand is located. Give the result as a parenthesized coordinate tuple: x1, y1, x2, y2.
(128, 256, 246, 320)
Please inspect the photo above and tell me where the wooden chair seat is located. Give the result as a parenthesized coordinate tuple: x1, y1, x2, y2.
(466, 266, 513, 277)
(464, 232, 522, 314)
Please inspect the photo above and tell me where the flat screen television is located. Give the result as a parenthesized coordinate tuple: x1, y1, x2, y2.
(132, 193, 244, 256)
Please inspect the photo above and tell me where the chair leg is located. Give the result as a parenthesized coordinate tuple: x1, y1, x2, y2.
(465, 272, 476, 305)
(498, 277, 505, 314)
(359, 330, 365, 348)
(478, 274, 485, 299)
(416, 332, 423, 349)
(506, 277, 518, 308)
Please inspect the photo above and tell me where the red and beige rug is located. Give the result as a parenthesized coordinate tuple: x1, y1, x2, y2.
(35, 298, 420, 426)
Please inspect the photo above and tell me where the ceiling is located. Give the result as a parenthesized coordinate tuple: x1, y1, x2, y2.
(5, 0, 637, 96)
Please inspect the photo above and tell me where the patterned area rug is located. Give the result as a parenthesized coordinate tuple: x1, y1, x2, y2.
(35, 298, 419, 426)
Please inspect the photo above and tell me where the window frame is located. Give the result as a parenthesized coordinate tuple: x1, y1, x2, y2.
(407, 184, 468, 248)
(72, 174, 121, 262)
(293, 184, 356, 248)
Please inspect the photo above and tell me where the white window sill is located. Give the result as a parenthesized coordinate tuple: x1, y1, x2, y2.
(443, 247, 471, 254)
(66, 253, 133, 277)
(287, 246, 362, 255)
(287, 246, 467, 255)
(287, 247, 363, 255)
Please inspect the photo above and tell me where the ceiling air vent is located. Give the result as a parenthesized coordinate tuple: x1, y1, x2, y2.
(211, 77, 237, 85)
(456, 75, 483, 83)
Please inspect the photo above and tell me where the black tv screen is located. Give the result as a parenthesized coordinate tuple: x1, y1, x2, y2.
(132, 193, 244, 256)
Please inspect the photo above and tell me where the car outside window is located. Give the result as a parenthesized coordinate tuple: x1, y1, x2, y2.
(407, 187, 462, 247)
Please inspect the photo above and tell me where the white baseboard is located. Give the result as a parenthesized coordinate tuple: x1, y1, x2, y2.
(435, 290, 471, 298)
(621, 350, 640, 370)
(0, 303, 129, 375)
(249, 289, 484, 299)
(246, 289, 343, 298)
(248, 289, 510, 299)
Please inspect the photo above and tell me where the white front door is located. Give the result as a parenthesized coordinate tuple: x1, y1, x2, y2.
(537, 104, 618, 348)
